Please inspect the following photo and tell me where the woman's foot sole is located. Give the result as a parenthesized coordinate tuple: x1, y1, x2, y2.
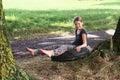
(26, 47, 35, 55)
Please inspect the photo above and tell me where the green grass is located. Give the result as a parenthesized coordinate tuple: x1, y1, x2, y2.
(3, 0, 120, 40)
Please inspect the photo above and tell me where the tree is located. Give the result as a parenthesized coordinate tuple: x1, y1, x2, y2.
(112, 17, 120, 53)
(0, 0, 31, 79)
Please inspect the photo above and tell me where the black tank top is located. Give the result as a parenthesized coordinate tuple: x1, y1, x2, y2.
(72, 29, 87, 46)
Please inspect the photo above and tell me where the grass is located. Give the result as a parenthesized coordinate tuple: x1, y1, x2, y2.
(3, 0, 120, 40)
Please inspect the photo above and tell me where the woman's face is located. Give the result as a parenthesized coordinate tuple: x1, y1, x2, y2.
(74, 21, 83, 30)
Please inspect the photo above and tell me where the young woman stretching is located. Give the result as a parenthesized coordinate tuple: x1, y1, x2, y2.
(26, 16, 91, 61)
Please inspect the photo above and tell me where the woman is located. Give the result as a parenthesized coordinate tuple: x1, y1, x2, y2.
(26, 16, 92, 61)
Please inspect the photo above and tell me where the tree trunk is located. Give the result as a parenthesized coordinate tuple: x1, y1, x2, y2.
(0, 0, 31, 79)
(112, 17, 120, 52)
(113, 17, 120, 43)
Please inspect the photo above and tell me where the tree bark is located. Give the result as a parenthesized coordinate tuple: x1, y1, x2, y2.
(112, 17, 120, 52)
(0, 0, 30, 79)
(113, 17, 120, 43)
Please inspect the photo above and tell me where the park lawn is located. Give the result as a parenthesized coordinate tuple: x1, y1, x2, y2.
(3, 0, 120, 40)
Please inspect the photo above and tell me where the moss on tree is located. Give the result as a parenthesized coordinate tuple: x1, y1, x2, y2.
(0, 0, 35, 79)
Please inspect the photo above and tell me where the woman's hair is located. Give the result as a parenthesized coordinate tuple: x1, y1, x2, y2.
(73, 16, 83, 23)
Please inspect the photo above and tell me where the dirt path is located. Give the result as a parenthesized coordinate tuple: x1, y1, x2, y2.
(10, 29, 115, 58)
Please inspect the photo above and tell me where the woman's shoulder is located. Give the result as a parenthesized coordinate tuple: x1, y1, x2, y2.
(81, 28, 87, 34)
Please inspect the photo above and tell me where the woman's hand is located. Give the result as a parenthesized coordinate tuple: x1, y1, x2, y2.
(75, 46, 81, 52)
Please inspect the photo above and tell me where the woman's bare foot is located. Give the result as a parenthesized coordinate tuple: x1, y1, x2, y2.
(26, 47, 35, 55)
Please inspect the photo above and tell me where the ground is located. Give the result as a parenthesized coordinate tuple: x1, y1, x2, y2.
(10, 29, 117, 80)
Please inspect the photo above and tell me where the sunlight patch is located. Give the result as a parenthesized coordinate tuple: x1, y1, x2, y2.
(5, 15, 18, 21)
(38, 42, 55, 45)
(51, 22, 72, 27)
(105, 29, 115, 35)
(88, 34, 100, 38)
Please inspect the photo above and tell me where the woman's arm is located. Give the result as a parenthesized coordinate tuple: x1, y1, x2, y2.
(75, 33, 87, 52)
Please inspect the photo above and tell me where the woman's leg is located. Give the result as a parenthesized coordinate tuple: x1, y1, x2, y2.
(39, 45, 67, 57)
(26, 45, 75, 57)
(40, 49, 54, 57)
(52, 45, 75, 56)
(26, 47, 53, 57)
